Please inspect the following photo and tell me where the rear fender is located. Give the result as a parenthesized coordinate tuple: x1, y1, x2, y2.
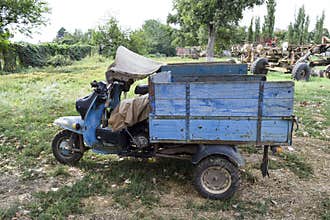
(192, 145, 245, 167)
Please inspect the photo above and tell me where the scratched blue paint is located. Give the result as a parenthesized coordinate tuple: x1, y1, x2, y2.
(155, 99, 186, 116)
(149, 64, 295, 145)
(160, 63, 248, 75)
(154, 84, 186, 99)
(83, 102, 104, 146)
(190, 99, 259, 117)
(261, 120, 289, 142)
(149, 118, 186, 141)
(190, 120, 257, 141)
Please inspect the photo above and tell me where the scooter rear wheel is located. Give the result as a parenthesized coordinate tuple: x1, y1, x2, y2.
(52, 130, 83, 165)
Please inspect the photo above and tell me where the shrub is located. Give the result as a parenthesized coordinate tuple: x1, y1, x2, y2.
(0, 43, 93, 72)
(47, 55, 73, 67)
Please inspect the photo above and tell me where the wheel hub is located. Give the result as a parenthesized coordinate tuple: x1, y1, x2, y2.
(201, 166, 232, 194)
(59, 139, 74, 157)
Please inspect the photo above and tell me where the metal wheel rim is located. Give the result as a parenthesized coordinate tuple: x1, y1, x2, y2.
(200, 166, 232, 194)
(58, 137, 74, 158)
(298, 69, 306, 78)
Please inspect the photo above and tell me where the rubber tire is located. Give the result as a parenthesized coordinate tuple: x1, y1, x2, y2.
(194, 156, 240, 200)
(52, 130, 83, 165)
(292, 62, 311, 81)
(251, 58, 269, 75)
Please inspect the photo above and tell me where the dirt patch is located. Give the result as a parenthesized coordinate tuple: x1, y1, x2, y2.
(0, 137, 329, 219)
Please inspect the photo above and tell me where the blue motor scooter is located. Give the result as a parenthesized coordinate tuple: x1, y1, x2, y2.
(52, 80, 151, 164)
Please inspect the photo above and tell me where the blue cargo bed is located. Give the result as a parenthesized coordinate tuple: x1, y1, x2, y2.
(148, 63, 294, 146)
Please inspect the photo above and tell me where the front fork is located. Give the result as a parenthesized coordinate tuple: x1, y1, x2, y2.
(70, 133, 87, 153)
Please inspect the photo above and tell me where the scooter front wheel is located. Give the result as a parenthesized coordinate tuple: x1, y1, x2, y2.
(52, 130, 83, 165)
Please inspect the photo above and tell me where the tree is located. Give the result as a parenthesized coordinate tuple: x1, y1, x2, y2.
(262, 0, 276, 39)
(302, 16, 310, 43)
(247, 18, 254, 43)
(254, 17, 261, 42)
(91, 17, 127, 57)
(140, 19, 176, 56)
(0, 0, 49, 71)
(0, 0, 49, 40)
(314, 11, 325, 43)
(287, 22, 294, 43)
(56, 27, 67, 40)
(169, 0, 264, 61)
(292, 6, 309, 44)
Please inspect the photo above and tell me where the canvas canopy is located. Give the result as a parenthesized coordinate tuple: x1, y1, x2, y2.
(106, 46, 164, 82)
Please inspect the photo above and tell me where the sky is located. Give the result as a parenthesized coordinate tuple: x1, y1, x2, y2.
(13, 0, 330, 43)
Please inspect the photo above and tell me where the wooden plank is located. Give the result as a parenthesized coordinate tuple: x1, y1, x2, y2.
(154, 84, 186, 99)
(150, 71, 171, 83)
(261, 120, 289, 142)
(155, 99, 186, 116)
(190, 99, 259, 116)
(149, 119, 186, 141)
(190, 82, 259, 99)
(189, 119, 257, 141)
(263, 99, 293, 116)
(263, 87, 294, 99)
(172, 74, 265, 82)
(160, 63, 248, 75)
(264, 81, 294, 88)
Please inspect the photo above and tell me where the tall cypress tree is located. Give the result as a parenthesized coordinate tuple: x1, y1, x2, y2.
(254, 17, 261, 42)
(292, 6, 309, 44)
(302, 16, 310, 44)
(247, 18, 254, 43)
(263, 0, 276, 39)
(314, 11, 325, 43)
(287, 22, 294, 44)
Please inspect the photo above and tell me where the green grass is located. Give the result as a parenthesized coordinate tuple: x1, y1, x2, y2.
(0, 56, 329, 218)
(267, 71, 330, 141)
(321, 197, 330, 220)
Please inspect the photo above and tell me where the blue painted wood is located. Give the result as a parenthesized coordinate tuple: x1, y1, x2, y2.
(263, 99, 293, 116)
(154, 84, 186, 99)
(261, 120, 289, 142)
(190, 119, 257, 141)
(190, 82, 260, 99)
(155, 99, 186, 116)
(149, 118, 186, 141)
(149, 69, 294, 144)
(190, 99, 259, 116)
(160, 63, 248, 75)
(189, 119, 291, 143)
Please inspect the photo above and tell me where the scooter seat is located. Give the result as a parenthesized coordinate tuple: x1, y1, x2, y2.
(134, 84, 149, 95)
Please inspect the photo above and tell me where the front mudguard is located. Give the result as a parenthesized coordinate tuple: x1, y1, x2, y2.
(53, 116, 84, 135)
(192, 145, 245, 167)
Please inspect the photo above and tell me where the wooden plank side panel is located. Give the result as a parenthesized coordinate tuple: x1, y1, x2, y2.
(149, 118, 186, 141)
(261, 120, 290, 142)
(190, 99, 259, 116)
(190, 82, 259, 99)
(154, 84, 186, 99)
(189, 119, 257, 141)
(262, 99, 293, 116)
(160, 63, 248, 75)
(155, 99, 186, 116)
(263, 83, 294, 99)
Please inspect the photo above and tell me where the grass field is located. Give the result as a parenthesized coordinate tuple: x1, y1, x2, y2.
(0, 56, 329, 219)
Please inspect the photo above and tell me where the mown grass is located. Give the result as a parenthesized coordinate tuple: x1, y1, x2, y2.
(0, 56, 329, 218)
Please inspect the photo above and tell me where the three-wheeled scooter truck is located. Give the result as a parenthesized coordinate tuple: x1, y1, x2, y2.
(52, 46, 296, 200)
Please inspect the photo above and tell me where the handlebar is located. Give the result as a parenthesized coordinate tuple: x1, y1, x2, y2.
(91, 80, 98, 88)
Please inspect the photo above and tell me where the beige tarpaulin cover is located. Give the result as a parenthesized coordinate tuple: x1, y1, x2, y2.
(106, 46, 163, 82)
(108, 94, 150, 131)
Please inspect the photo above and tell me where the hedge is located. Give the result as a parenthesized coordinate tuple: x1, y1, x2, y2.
(0, 43, 92, 72)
